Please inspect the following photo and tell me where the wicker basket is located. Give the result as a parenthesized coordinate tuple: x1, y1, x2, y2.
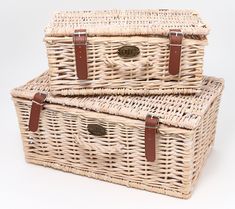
(45, 10, 209, 96)
(12, 72, 223, 199)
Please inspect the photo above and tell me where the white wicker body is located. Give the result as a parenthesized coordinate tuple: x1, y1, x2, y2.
(12, 74, 223, 198)
(12, 72, 223, 199)
(45, 10, 209, 96)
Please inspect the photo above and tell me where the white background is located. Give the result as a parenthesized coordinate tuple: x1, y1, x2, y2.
(0, 1, 235, 209)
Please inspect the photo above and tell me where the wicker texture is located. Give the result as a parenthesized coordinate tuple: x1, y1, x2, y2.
(12, 72, 224, 199)
(45, 10, 208, 96)
(45, 10, 209, 37)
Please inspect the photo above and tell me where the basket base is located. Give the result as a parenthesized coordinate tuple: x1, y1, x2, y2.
(25, 157, 193, 199)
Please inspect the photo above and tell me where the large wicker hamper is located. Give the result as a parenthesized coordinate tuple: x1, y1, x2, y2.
(12, 72, 223, 199)
(45, 10, 209, 96)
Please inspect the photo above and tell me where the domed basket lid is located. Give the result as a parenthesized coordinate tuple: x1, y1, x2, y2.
(45, 10, 209, 39)
(11, 71, 224, 130)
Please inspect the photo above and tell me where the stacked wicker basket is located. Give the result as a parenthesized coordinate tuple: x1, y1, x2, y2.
(12, 10, 224, 199)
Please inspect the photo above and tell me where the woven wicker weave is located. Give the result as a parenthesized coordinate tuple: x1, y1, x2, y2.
(45, 10, 209, 96)
(12, 72, 223, 198)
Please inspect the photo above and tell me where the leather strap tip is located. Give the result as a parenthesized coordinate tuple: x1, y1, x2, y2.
(169, 68, 180, 76)
(146, 156, 156, 162)
(28, 125, 38, 133)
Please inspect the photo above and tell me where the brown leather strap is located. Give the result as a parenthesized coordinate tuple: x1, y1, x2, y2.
(28, 93, 47, 132)
(73, 29, 88, 80)
(145, 115, 159, 162)
(168, 29, 183, 75)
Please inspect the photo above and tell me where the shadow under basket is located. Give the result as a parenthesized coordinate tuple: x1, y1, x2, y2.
(12, 71, 224, 199)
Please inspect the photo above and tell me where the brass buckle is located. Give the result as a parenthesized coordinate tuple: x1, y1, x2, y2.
(145, 114, 160, 129)
(169, 30, 183, 37)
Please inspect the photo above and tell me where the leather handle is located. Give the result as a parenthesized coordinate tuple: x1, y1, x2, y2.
(145, 115, 159, 162)
(73, 29, 88, 80)
(168, 29, 183, 75)
(28, 93, 47, 132)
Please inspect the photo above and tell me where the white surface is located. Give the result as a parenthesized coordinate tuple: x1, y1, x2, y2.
(0, 1, 235, 209)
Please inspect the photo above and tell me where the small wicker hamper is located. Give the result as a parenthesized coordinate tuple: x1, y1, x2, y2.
(45, 10, 209, 96)
(12, 72, 223, 199)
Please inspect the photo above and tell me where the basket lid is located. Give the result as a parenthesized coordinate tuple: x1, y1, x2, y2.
(11, 72, 224, 130)
(45, 10, 209, 38)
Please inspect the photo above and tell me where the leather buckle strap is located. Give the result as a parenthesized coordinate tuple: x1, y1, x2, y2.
(73, 29, 88, 80)
(28, 93, 47, 132)
(145, 115, 159, 162)
(168, 29, 183, 75)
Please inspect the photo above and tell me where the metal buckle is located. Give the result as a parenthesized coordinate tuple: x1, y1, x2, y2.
(74, 31, 87, 36)
(32, 100, 43, 106)
(32, 93, 47, 106)
(145, 126, 157, 129)
(169, 30, 183, 37)
(145, 114, 160, 129)
(73, 30, 87, 45)
(169, 30, 183, 47)
(169, 43, 182, 47)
